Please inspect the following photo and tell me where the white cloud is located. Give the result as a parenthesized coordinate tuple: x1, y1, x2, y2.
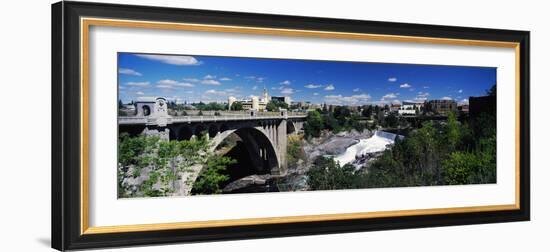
(324, 93, 371, 105)
(423, 86, 430, 89)
(280, 80, 291, 85)
(136, 54, 201, 65)
(313, 92, 319, 96)
(175, 82, 194, 87)
(252, 86, 258, 90)
(119, 68, 142, 76)
(280, 88, 294, 95)
(400, 83, 411, 88)
(205, 89, 227, 96)
(219, 77, 232, 81)
(458, 89, 463, 93)
(305, 84, 322, 89)
(135, 91, 145, 95)
(441, 96, 453, 100)
(245, 76, 265, 82)
(388, 77, 397, 82)
(182, 78, 200, 82)
(201, 79, 221, 85)
(324, 84, 335, 91)
(204, 74, 216, 79)
(405, 92, 430, 103)
(353, 88, 360, 92)
(126, 81, 150, 87)
(382, 93, 398, 100)
(156, 79, 194, 88)
(157, 79, 178, 85)
(460, 98, 469, 104)
(156, 84, 173, 89)
(417, 92, 430, 98)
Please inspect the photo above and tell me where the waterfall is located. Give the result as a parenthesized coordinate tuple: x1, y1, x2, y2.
(333, 131, 403, 167)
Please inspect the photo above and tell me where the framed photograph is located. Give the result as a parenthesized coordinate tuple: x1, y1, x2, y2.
(52, 1, 530, 250)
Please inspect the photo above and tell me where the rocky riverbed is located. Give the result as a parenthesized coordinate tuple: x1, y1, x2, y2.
(221, 129, 390, 193)
(304, 129, 375, 162)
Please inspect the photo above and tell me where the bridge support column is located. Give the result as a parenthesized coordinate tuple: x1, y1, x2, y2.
(272, 119, 287, 175)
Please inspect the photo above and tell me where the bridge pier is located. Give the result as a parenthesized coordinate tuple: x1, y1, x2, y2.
(274, 119, 288, 175)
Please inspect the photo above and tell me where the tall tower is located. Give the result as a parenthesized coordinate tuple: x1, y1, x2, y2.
(263, 86, 269, 102)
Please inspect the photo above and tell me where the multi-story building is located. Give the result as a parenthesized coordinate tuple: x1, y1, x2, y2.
(398, 101, 424, 115)
(426, 99, 457, 115)
(389, 104, 401, 113)
(228, 88, 291, 111)
(469, 95, 496, 118)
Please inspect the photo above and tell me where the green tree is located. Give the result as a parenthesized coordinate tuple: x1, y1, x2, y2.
(362, 105, 373, 118)
(442, 151, 489, 185)
(376, 111, 385, 125)
(266, 100, 289, 112)
(445, 111, 461, 151)
(364, 121, 444, 187)
(118, 133, 150, 166)
(230, 101, 243, 111)
(349, 114, 365, 132)
(304, 110, 323, 138)
(322, 113, 340, 132)
(307, 157, 359, 190)
(203, 102, 226, 111)
(487, 84, 496, 96)
(266, 101, 278, 112)
(287, 136, 306, 167)
(385, 113, 398, 128)
(191, 156, 236, 194)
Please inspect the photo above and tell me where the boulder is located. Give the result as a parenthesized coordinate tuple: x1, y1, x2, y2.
(222, 174, 276, 193)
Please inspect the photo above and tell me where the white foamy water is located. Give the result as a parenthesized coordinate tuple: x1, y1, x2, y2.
(333, 131, 398, 166)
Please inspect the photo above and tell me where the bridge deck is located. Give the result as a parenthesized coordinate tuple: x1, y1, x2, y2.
(119, 114, 307, 125)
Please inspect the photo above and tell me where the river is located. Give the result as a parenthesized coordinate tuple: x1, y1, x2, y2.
(222, 130, 402, 193)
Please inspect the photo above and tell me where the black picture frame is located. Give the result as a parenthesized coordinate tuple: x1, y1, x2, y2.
(52, 1, 530, 251)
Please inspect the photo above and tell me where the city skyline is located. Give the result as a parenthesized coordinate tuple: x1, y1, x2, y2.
(118, 52, 496, 105)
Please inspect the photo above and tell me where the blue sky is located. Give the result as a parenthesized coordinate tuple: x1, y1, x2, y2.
(118, 53, 496, 105)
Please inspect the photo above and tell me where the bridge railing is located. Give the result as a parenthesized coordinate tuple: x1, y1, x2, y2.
(119, 111, 307, 125)
(172, 110, 307, 117)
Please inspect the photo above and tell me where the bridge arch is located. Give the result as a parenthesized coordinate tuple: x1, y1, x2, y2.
(178, 126, 193, 141)
(220, 123, 229, 133)
(287, 121, 296, 134)
(195, 124, 207, 137)
(208, 124, 219, 138)
(142, 105, 151, 116)
(210, 127, 279, 175)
